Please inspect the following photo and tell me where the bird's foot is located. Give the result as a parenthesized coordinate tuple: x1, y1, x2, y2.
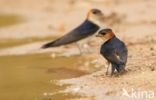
(119, 69, 127, 75)
(105, 70, 112, 76)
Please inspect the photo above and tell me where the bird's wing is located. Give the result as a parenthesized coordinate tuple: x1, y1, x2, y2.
(104, 49, 125, 65)
(116, 46, 128, 64)
(106, 39, 128, 65)
(42, 20, 99, 48)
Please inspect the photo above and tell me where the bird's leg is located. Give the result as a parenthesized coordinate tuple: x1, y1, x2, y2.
(119, 64, 126, 74)
(75, 43, 83, 55)
(83, 43, 90, 54)
(116, 65, 120, 73)
(106, 61, 110, 75)
(111, 64, 116, 76)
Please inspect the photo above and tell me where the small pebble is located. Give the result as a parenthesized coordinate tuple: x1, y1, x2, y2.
(72, 87, 80, 92)
(50, 53, 56, 58)
(84, 62, 90, 67)
(150, 66, 155, 71)
(150, 47, 154, 51)
(43, 92, 48, 96)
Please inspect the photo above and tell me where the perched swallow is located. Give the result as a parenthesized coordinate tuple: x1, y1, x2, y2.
(96, 28, 128, 75)
(42, 8, 105, 48)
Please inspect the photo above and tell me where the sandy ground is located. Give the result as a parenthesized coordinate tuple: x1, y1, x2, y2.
(0, 0, 156, 100)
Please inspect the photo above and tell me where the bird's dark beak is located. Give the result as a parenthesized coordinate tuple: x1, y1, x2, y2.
(96, 34, 103, 37)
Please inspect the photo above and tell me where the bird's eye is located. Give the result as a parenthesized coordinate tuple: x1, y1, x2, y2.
(92, 9, 101, 14)
(91, 9, 102, 15)
(99, 30, 107, 35)
(92, 11, 98, 14)
(101, 32, 107, 35)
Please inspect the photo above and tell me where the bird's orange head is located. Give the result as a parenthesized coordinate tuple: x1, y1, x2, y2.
(87, 9, 105, 26)
(96, 28, 115, 40)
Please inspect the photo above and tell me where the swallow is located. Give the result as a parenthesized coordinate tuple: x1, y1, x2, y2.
(42, 8, 105, 49)
(96, 28, 128, 75)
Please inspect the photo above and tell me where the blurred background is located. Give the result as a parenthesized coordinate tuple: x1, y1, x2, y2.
(0, 0, 156, 100)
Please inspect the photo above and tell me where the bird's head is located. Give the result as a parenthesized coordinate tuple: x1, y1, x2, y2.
(96, 28, 115, 40)
(87, 9, 105, 26)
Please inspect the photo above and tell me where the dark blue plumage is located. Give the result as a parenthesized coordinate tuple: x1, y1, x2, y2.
(98, 29, 128, 75)
(42, 20, 99, 48)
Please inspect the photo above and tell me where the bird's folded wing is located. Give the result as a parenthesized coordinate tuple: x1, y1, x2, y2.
(42, 20, 99, 48)
(105, 51, 125, 65)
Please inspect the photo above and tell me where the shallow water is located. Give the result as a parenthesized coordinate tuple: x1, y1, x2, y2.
(0, 53, 96, 100)
(0, 14, 23, 28)
(0, 37, 57, 49)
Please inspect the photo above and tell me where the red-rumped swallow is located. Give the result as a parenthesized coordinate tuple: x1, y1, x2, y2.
(42, 8, 105, 49)
(96, 28, 128, 75)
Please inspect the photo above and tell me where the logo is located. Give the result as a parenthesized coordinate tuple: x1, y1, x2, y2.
(122, 88, 155, 99)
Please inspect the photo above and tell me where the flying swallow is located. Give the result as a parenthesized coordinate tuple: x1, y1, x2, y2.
(96, 28, 128, 75)
(42, 8, 105, 49)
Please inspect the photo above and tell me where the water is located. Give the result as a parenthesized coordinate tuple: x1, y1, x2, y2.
(0, 14, 23, 28)
(0, 37, 57, 49)
(0, 53, 96, 100)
